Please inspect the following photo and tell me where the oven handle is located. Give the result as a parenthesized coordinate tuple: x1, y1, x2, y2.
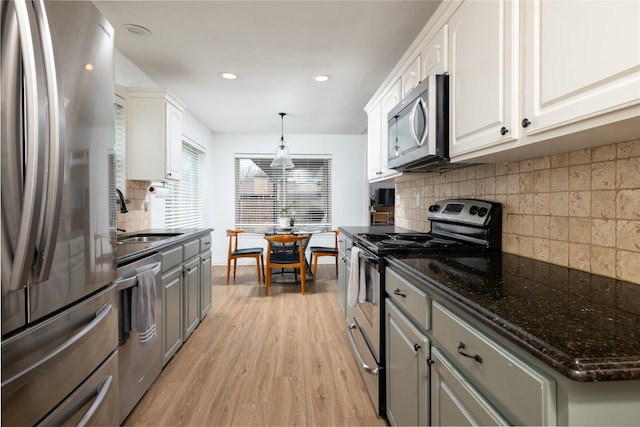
(347, 323, 379, 375)
(357, 248, 378, 265)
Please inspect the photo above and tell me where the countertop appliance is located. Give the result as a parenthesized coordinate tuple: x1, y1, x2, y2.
(347, 198, 502, 417)
(387, 75, 449, 172)
(1, 1, 118, 425)
(116, 253, 163, 424)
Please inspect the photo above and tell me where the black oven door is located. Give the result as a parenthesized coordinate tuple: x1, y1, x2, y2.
(346, 247, 384, 415)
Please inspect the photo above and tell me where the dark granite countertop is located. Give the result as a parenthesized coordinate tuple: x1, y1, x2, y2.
(387, 252, 640, 382)
(116, 228, 213, 267)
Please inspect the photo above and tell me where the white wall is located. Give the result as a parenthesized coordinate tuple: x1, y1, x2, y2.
(114, 51, 217, 231)
(115, 50, 369, 266)
(209, 133, 368, 265)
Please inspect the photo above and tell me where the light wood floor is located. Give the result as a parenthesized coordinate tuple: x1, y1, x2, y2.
(124, 265, 389, 426)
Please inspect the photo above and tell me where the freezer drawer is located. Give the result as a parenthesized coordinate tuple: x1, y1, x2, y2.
(37, 350, 119, 426)
(1, 284, 117, 426)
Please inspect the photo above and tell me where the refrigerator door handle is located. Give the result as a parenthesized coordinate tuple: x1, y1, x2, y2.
(32, 0, 66, 283)
(5, 0, 47, 294)
(1, 303, 113, 387)
(76, 375, 113, 427)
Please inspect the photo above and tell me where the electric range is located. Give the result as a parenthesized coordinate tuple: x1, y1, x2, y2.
(346, 198, 502, 417)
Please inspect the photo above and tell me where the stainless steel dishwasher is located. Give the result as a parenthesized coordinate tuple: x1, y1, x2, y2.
(116, 252, 162, 424)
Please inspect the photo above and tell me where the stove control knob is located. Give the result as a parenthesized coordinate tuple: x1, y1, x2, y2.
(478, 207, 488, 217)
(428, 204, 440, 213)
(469, 206, 479, 215)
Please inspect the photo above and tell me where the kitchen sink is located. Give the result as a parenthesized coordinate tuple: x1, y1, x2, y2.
(117, 232, 183, 244)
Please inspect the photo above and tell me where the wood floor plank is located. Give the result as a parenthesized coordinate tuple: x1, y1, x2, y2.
(123, 265, 388, 426)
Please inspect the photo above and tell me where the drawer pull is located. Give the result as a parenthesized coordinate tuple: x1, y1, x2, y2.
(393, 288, 406, 298)
(457, 341, 483, 364)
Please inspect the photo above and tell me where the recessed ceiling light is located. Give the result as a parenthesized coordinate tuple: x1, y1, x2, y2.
(221, 72, 238, 80)
(123, 24, 151, 36)
(313, 75, 330, 82)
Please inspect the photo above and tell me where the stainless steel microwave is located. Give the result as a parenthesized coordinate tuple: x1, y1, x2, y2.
(387, 74, 449, 171)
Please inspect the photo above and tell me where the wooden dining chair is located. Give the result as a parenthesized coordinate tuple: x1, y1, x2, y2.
(263, 234, 309, 295)
(226, 229, 264, 285)
(309, 230, 340, 282)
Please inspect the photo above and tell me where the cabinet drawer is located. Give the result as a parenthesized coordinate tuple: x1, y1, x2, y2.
(199, 234, 212, 252)
(386, 267, 431, 331)
(183, 239, 199, 260)
(161, 246, 182, 272)
(432, 301, 556, 426)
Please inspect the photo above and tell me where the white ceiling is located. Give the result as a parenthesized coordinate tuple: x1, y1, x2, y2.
(94, 1, 441, 135)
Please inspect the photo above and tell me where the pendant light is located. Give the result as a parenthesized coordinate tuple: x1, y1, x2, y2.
(270, 112, 294, 169)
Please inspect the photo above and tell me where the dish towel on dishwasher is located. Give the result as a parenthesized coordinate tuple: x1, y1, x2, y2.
(347, 247, 367, 306)
(131, 268, 157, 345)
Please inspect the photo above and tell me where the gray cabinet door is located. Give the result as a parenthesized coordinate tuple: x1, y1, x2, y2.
(200, 251, 212, 320)
(386, 300, 429, 427)
(431, 347, 508, 426)
(162, 266, 183, 367)
(183, 257, 200, 340)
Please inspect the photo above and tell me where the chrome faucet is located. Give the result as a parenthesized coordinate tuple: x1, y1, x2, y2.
(115, 188, 129, 213)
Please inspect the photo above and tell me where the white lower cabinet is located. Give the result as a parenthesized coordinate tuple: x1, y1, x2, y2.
(386, 299, 429, 427)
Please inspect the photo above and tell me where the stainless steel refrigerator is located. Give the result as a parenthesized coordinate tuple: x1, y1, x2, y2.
(1, 1, 119, 425)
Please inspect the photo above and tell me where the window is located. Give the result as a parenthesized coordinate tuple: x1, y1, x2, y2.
(235, 156, 332, 227)
(165, 142, 204, 228)
(113, 93, 126, 194)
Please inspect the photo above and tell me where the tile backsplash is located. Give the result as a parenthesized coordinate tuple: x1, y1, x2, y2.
(394, 139, 640, 285)
(116, 180, 151, 233)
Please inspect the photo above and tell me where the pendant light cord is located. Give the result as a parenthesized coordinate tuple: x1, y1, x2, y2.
(279, 112, 286, 147)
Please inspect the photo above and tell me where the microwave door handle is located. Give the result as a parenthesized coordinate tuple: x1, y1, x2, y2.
(33, 0, 66, 282)
(409, 98, 421, 146)
(7, 1, 47, 292)
(416, 98, 428, 147)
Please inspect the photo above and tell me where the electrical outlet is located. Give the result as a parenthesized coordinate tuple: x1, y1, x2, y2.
(416, 193, 420, 207)
(396, 195, 401, 207)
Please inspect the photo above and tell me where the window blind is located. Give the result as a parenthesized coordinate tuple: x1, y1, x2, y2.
(235, 156, 332, 227)
(165, 143, 204, 228)
(114, 101, 126, 194)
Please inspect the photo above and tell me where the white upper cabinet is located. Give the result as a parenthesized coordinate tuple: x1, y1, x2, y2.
(448, 0, 518, 157)
(367, 101, 383, 181)
(449, 0, 640, 162)
(421, 24, 448, 78)
(367, 80, 402, 182)
(522, 0, 640, 135)
(127, 88, 184, 182)
(401, 56, 422, 99)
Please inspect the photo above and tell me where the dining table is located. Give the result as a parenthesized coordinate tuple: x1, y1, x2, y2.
(243, 225, 333, 282)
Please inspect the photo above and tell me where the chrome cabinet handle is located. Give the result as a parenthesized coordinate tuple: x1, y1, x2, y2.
(393, 288, 406, 298)
(76, 374, 113, 427)
(457, 341, 483, 363)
